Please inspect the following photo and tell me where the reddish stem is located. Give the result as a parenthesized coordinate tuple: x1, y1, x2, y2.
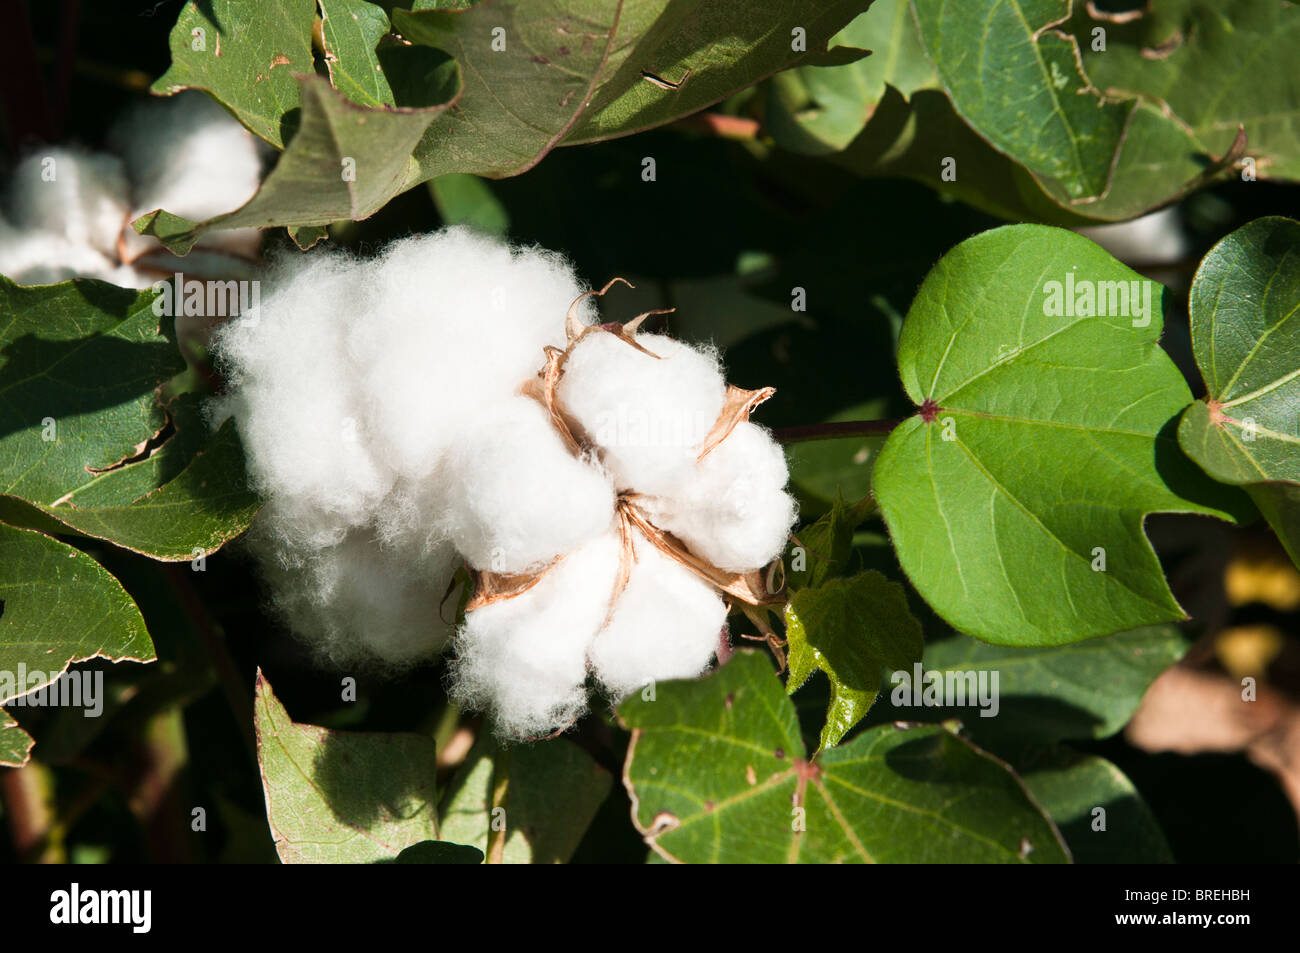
(772, 419, 902, 444)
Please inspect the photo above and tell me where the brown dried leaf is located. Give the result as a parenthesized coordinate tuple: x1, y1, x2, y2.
(697, 385, 776, 461)
(465, 558, 561, 612)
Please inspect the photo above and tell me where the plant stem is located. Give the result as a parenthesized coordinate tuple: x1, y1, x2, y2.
(772, 419, 902, 444)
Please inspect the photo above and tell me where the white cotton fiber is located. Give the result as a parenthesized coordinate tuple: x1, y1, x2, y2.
(437, 397, 615, 574)
(110, 92, 263, 234)
(589, 541, 727, 699)
(451, 530, 622, 737)
(558, 331, 726, 495)
(254, 522, 461, 667)
(636, 422, 796, 572)
(212, 229, 604, 667)
(0, 228, 138, 287)
(6, 147, 130, 256)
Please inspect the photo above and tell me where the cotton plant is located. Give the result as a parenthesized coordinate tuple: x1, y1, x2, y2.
(0, 91, 264, 289)
(212, 229, 796, 738)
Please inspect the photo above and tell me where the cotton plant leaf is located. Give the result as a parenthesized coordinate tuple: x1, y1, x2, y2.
(910, 0, 1132, 204)
(1076, 0, 1300, 183)
(620, 650, 1070, 863)
(785, 571, 923, 750)
(0, 523, 154, 707)
(878, 626, 1186, 744)
(152, 0, 318, 148)
(438, 734, 612, 864)
(786, 494, 874, 591)
(1177, 216, 1300, 567)
(873, 224, 1246, 647)
(1, 709, 35, 768)
(143, 0, 871, 249)
(254, 670, 447, 864)
(0, 280, 261, 559)
(1010, 745, 1173, 863)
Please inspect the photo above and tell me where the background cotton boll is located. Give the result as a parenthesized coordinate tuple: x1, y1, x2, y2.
(589, 542, 727, 699)
(346, 229, 593, 476)
(451, 530, 622, 737)
(110, 92, 266, 258)
(254, 527, 460, 667)
(438, 397, 616, 573)
(558, 331, 726, 494)
(0, 230, 124, 286)
(638, 421, 797, 571)
(6, 147, 130, 256)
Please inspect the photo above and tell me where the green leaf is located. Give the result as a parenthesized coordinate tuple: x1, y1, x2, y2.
(0, 281, 261, 559)
(439, 734, 612, 864)
(911, 0, 1132, 203)
(891, 626, 1185, 744)
(137, 77, 455, 254)
(151, 0, 869, 246)
(785, 571, 923, 749)
(428, 174, 510, 237)
(1077, 0, 1300, 183)
(787, 495, 874, 590)
(0, 523, 154, 706)
(874, 224, 1244, 646)
(1012, 745, 1172, 863)
(1, 709, 34, 768)
(1177, 217, 1300, 564)
(766, 0, 935, 155)
(620, 650, 1069, 863)
(254, 670, 441, 863)
(152, 0, 318, 148)
(319, 0, 396, 109)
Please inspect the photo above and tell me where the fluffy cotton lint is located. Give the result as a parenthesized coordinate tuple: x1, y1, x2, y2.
(451, 529, 622, 737)
(6, 147, 130, 256)
(557, 331, 726, 495)
(589, 540, 727, 699)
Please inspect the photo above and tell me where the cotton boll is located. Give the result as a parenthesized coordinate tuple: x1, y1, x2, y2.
(255, 522, 460, 667)
(637, 422, 797, 572)
(110, 92, 265, 258)
(211, 248, 394, 547)
(589, 541, 727, 699)
(0, 229, 126, 286)
(6, 147, 130, 256)
(451, 530, 622, 737)
(558, 331, 726, 495)
(345, 229, 594, 477)
(437, 397, 615, 574)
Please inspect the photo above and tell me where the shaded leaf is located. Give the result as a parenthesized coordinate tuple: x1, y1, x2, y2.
(786, 494, 874, 590)
(429, 173, 510, 237)
(0, 709, 34, 768)
(874, 225, 1245, 646)
(0, 523, 154, 706)
(254, 670, 440, 863)
(785, 571, 923, 749)
(390, 840, 485, 864)
(620, 650, 1069, 863)
(1177, 217, 1300, 565)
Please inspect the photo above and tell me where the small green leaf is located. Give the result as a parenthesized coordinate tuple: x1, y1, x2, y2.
(0, 523, 154, 706)
(319, 0, 396, 108)
(152, 0, 318, 148)
(287, 225, 329, 250)
(620, 651, 1069, 863)
(1, 709, 34, 768)
(439, 734, 612, 864)
(254, 670, 440, 863)
(428, 174, 510, 237)
(391, 840, 485, 864)
(1177, 217, 1300, 565)
(785, 571, 923, 749)
(875, 224, 1244, 646)
(786, 495, 873, 590)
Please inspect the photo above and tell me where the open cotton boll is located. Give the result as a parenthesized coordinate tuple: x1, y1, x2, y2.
(345, 229, 594, 477)
(558, 331, 726, 495)
(589, 541, 727, 699)
(110, 92, 265, 258)
(451, 530, 622, 737)
(211, 249, 395, 548)
(636, 421, 796, 572)
(438, 397, 615, 574)
(0, 229, 132, 286)
(255, 525, 461, 667)
(6, 147, 130, 256)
